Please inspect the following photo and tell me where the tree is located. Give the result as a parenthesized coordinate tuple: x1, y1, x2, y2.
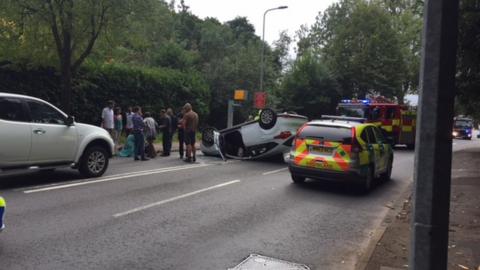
(1, 0, 137, 113)
(455, 0, 480, 119)
(277, 50, 340, 119)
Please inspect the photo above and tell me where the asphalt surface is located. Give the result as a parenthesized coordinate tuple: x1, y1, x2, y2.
(0, 138, 477, 270)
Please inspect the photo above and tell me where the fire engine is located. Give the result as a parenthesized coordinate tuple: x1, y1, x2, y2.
(336, 98, 416, 148)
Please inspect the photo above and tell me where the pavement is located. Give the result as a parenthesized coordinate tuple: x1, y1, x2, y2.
(363, 139, 480, 270)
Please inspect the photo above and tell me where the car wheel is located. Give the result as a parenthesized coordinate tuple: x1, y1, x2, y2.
(258, 108, 277, 130)
(361, 166, 374, 193)
(201, 127, 216, 147)
(406, 143, 415, 150)
(291, 174, 306, 184)
(79, 146, 109, 178)
(381, 158, 393, 181)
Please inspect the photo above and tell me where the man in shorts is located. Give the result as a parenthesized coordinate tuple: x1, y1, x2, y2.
(182, 103, 199, 163)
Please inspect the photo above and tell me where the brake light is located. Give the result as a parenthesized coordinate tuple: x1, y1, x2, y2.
(351, 127, 363, 153)
(274, 131, 292, 139)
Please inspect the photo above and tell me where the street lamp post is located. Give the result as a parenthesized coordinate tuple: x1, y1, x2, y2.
(260, 5, 288, 92)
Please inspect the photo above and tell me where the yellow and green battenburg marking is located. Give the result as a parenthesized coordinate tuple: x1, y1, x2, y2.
(293, 138, 352, 172)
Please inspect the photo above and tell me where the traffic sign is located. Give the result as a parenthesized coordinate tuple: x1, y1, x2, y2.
(254, 92, 267, 109)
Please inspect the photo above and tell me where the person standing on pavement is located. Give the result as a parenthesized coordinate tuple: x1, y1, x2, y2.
(113, 107, 123, 151)
(159, 109, 172, 156)
(143, 112, 158, 158)
(101, 100, 115, 138)
(125, 106, 134, 136)
(132, 106, 149, 161)
(167, 108, 177, 152)
(177, 108, 185, 159)
(182, 103, 199, 163)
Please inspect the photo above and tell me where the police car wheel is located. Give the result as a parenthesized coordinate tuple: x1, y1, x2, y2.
(291, 174, 306, 184)
(202, 127, 216, 147)
(361, 166, 374, 193)
(259, 108, 277, 130)
(381, 159, 393, 181)
(79, 146, 109, 178)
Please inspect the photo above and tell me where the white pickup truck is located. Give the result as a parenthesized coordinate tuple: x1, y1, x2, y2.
(0, 93, 114, 177)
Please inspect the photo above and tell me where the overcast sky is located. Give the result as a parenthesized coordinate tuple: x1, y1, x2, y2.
(185, 0, 338, 46)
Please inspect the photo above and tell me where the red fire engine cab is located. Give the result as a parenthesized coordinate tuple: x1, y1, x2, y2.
(336, 98, 416, 149)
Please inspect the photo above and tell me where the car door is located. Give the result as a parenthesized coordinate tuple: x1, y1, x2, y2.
(372, 126, 388, 172)
(0, 97, 32, 168)
(25, 99, 77, 164)
(365, 126, 382, 175)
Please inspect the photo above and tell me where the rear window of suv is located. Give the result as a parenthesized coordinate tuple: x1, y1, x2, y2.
(299, 125, 352, 144)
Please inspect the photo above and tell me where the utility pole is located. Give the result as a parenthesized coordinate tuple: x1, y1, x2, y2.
(410, 0, 460, 269)
(259, 6, 287, 92)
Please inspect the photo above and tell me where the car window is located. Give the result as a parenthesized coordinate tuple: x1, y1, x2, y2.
(26, 100, 66, 125)
(360, 128, 369, 143)
(0, 97, 29, 122)
(366, 127, 377, 144)
(372, 126, 385, 143)
(299, 125, 352, 144)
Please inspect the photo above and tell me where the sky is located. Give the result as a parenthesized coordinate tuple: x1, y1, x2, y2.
(185, 0, 338, 46)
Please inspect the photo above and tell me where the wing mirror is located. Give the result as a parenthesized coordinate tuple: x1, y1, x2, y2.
(66, 115, 75, 126)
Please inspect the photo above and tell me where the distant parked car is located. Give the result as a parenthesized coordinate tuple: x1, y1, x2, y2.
(0, 93, 114, 178)
(452, 117, 473, 140)
(201, 108, 308, 160)
(288, 117, 394, 192)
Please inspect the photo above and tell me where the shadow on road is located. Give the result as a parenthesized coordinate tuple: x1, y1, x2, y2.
(0, 170, 82, 190)
(286, 176, 400, 198)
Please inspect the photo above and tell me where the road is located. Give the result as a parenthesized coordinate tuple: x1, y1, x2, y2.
(0, 138, 478, 270)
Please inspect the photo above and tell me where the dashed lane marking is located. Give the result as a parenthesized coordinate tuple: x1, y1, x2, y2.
(262, 167, 288, 175)
(23, 163, 211, 194)
(113, 179, 241, 218)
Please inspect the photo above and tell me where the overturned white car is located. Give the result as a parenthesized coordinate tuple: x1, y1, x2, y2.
(201, 109, 308, 160)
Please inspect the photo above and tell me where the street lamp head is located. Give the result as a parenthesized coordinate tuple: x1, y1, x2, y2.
(278, 6, 288, 9)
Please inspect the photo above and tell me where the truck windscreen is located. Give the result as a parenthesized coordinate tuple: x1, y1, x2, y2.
(337, 106, 368, 118)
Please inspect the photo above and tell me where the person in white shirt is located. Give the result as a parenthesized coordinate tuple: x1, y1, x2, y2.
(125, 106, 134, 135)
(143, 112, 158, 158)
(101, 100, 115, 137)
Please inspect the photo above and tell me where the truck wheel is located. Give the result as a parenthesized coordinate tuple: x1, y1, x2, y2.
(79, 146, 109, 178)
(201, 127, 216, 147)
(291, 174, 306, 184)
(259, 108, 277, 130)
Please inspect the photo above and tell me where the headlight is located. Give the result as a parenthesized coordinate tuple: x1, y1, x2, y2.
(452, 131, 458, 137)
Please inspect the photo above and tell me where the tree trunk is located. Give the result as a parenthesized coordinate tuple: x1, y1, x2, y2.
(60, 65, 72, 115)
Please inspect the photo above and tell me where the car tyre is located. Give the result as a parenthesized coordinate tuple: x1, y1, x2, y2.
(361, 166, 374, 193)
(291, 174, 306, 184)
(201, 127, 216, 147)
(381, 158, 393, 181)
(79, 146, 109, 178)
(258, 108, 277, 130)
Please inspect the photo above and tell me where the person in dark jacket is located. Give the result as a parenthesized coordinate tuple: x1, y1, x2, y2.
(176, 108, 185, 159)
(158, 109, 172, 156)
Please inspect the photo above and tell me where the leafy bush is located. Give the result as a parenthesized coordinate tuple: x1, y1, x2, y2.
(0, 63, 210, 125)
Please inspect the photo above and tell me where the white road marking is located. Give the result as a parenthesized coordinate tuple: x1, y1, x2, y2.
(23, 163, 210, 194)
(262, 167, 288, 175)
(113, 179, 241, 218)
